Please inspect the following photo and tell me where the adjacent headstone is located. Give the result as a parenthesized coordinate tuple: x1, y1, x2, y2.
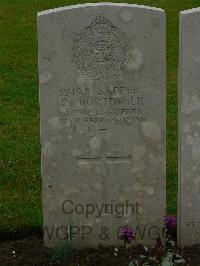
(178, 7, 200, 246)
(38, 3, 166, 247)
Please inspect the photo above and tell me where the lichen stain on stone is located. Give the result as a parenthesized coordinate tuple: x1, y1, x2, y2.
(52, 161, 57, 168)
(51, 136, 56, 142)
(130, 160, 145, 173)
(40, 72, 52, 84)
(127, 49, 144, 71)
(125, 117, 133, 126)
(182, 175, 197, 193)
(193, 165, 198, 171)
(42, 141, 55, 156)
(145, 187, 154, 196)
(185, 135, 194, 146)
(183, 122, 191, 133)
(185, 133, 200, 161)
(151, 179, 157, 185)
(142, 121, 161, 142)
(72, 149, 81, 157)
(68, 135, 72, 140)
(149, 154, 165, 169)
(138, 205, 143, 214)
(191, 139, 200, 160)
(48, 116, 62, 131)
(120, 10, 134, 22)
(89, 137, 101, 150)
(133, 145, 146, 160)
(51, 135, 62, 142)
(133, 182, 142, 191)
(182, 92, 200, 114)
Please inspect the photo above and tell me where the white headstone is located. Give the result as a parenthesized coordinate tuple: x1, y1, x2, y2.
(38, 3, 166, 247)
(178, 7, 200, 246)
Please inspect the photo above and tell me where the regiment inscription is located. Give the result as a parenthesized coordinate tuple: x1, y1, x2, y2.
(58, 85, 147, 130)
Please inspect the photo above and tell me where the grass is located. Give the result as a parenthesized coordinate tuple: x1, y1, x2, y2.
(1, 0, 199, 236)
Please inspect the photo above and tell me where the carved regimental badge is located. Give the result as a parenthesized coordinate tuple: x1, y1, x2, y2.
(73, 14, 131, 80)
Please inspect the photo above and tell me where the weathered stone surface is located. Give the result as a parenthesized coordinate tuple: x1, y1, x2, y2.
(178, 7, 200, 246)
(38, 3, 166, 247)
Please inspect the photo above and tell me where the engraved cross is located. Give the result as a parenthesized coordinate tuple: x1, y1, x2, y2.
(76, 129, 131, 203)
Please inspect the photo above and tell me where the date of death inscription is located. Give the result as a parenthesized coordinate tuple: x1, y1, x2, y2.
(58, 86, 148, 128)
